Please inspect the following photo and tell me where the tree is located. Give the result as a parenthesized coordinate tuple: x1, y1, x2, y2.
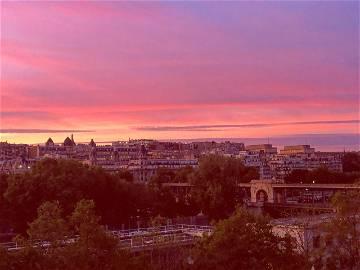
(192, 207, 305, 270)
(64, 199, 137, 270)
(284, 169, 309, 184)
(342, 152, 360, 173)
(284, 167, 360, 184)
(116, 169, 134, 182)
(1, 158, 155, 232)
(0, 199, 148, 270)
(0, 173, 11, 232)
(314, 191, 360, 269)
(27, 201, 68, 243)
(149, 168, 176, 187)
(173, 166, 195, 183)
(149, 168, 199, 218)
(190, 155, 258, 220)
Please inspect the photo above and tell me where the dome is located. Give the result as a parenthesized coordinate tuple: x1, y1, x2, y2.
(45, 137, 54, 147)
(64, 137, 74, 147)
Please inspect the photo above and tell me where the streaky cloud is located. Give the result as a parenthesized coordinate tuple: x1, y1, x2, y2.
(133, 120, 360, 132)
(0, 129, 93, 134)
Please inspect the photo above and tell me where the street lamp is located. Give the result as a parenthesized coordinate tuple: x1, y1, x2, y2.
(136, 209, 140, 231)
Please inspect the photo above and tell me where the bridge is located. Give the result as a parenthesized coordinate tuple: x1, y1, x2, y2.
(1, 224, 213, 252)
(163, 180, 360, 207)
(240, 180, 360, 204)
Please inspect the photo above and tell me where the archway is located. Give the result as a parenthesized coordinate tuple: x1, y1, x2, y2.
(256, 189, 268, 203)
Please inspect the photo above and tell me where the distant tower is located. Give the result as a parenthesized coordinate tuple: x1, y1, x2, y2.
(89, 139, 96, 148)
(71, 134, 75, 145)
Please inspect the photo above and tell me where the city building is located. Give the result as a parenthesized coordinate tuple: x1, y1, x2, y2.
(237, 150, 271, 180)
(245, 144, 278, 154)
(280, 145, 315, 155)
(268, 152, 343, 179)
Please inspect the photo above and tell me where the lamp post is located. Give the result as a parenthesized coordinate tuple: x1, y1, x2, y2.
(136, 209, 140, 231)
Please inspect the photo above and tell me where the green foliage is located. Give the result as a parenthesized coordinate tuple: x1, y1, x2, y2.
(173, 166, 195, 183)
(0, 156, 259, 234)
(314, 191, 360, 269)
(342, 152, 360, 172)
(115, 169, 134, 182)
(192, 207, 305, 270)
(149, 215, 167, 228)
(284, 167, 360, 184)
(1, 199, 147, 270)
(149, 167, 176, 188)
(1, 158, 154, 232)
(190, 155, 258, 220)
(149, 167, 199, 217)
(27, 201, 68, 242)
(0, 174, 11, 231)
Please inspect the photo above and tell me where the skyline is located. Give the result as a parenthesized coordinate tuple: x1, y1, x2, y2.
(1, 1, 359, 144)
(1, 133, 359, 153)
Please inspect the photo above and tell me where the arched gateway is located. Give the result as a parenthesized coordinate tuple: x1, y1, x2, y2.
(256, 189, 268, 203)
(250, 180, 275, 204)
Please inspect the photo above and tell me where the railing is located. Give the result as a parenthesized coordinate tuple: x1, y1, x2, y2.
(110, 224, 212, 236)
(0, 224, 213, 252)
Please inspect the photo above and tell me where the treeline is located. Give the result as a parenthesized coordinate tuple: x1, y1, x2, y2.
(284, 152, 360, 184)
(0, 199, 149, 270)
(0, 159, 153, 233)
(0, 197, 303, 270)
(2, 191, 359, 270)
(342, 152, 360, 172)
(150, 155, 258, 220)
(0, 156, 258, 234)
(1, 153, 358, 234)
(285, 167, 360, 184)
(0, 198, 303, 270)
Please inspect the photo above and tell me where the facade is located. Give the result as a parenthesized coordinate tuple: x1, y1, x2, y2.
(128, 157, 198, 183)
(237, 151, 271, 179)
(245, 144, 278, 154)
(268, 152, 343, 179)
(280, 145, 315, 155)
(0, 142, 28, 160)
(0, 138, 346, 184)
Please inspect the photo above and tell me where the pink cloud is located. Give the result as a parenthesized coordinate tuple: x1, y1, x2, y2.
(1, 1, 358, 142)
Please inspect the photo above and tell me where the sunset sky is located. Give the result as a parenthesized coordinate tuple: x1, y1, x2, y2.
(1, 1, 359, 145)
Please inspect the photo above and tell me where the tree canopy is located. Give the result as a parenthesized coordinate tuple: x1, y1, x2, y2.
(284, 167, 360, 184)
(0, 155, 258, 233)
(189, 155, 258, 220)
(313, 190, 360, 269)
(342, 152, 360, 173)
(1, 158, 153, 233)
(0, 199, 147, 270)
(192, 207, 305, 270)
